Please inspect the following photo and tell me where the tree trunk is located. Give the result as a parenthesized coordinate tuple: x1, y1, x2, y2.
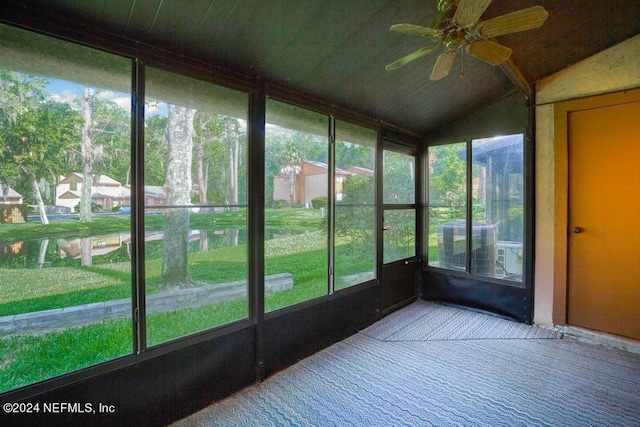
(37, 239, 49, 268)
(81, 236, 93, 266)
(28, 172, 49, 225)
(160, 104, 196, 290)
(196, 136, 207, 212)
(204, 164, 209, 205)
(80, 87, 93, 222)
(198, 229, 208, 252)
(226, 120, 239, 212)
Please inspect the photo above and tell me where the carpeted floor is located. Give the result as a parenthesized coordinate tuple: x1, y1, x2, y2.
(172, 301, 640, 426)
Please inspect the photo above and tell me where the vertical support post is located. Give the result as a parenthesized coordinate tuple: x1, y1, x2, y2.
(131, 59, 146, 352)
(328, 116, 336, 295)
(465, 140, 473, 274)
(248, 80, 266, 380)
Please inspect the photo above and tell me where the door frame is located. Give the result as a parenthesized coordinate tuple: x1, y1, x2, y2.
(378, 139, 422, 313)
(551, 88, 640, 325)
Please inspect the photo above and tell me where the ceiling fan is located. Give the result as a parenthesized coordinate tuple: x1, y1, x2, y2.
(386, 0, 549, 80)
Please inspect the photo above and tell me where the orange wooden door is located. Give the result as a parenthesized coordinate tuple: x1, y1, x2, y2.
(568, 100, 640, 340)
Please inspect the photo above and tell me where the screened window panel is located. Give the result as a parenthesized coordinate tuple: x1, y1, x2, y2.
(264, 98, 328, 312)
(144, 67, 249, 346)
(383, 151, 415, 204)
(334, 121, 376, 290)
(472, 134, 524, 282)
(427, 143, 468, 270)
(0, 24, 133, 392)
(383, 209, 416, 263)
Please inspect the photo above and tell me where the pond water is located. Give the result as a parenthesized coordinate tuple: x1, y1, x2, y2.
(0, 228, 250, 269)
(0, 227, 315, 269)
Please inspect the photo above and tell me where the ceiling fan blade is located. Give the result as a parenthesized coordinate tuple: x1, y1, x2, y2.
(389, 23, 442, 41)
(478, 6, 549, 38)
(430, 50, 456, 80)
(467, 40, 513, 65)
(386, 45, 439, 70)
(453, 0, 493, 28)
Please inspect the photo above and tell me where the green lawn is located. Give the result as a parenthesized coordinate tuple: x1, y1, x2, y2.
(0, 208, 376, 392)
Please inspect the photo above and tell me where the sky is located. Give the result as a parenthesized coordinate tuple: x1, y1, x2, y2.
(45, 78, 165, 116)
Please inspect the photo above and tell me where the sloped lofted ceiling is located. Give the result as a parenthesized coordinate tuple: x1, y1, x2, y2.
(2, 0, 639, 135)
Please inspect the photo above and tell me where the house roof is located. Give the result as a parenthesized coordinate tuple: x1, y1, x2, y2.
(348, 166, 374, 177)
(304, 161, 350, 176)
(95, 175, 122, 186)
(58, 173, 122, 186)
(57, 190, 81, 199)
(58, 172, 83, 184)
(0, 186, 23, 199)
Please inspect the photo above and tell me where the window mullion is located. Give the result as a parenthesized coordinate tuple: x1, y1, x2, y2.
(132, 58, 147, 353)
(465, 140, 473, 274)
(328, 116, 336, 295)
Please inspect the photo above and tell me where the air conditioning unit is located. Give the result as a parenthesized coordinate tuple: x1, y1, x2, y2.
(437, 222, 496, 275)
(495, 242, 522, 278)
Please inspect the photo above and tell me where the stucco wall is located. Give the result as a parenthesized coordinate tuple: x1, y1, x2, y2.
(534, 34, 640, 326)
(272, 177, 291, 203)
(304, 174, 327, 204)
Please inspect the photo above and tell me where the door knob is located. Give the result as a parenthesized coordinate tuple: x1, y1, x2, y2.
(572, 227, 583, 234)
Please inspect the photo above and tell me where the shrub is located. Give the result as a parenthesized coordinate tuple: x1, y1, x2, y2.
(311, 196, 328, 209)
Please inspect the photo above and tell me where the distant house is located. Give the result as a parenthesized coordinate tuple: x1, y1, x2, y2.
(0, 186, 23, 204)
(120, 185, 167, 208)
(55, 173, 169, 211)
(273, 161, 371, 205)
(56, 173, 130, 211)
(0, 186, 26, 224)
(56, 233, 127, 259)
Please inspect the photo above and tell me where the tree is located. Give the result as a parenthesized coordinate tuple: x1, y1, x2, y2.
(79, 87, 94, 222)
(193, 112, 224, 209)
(335, 140, 373, 171)
(277, 141, 302, 205)
(383, 151, 416, 203)
(4, 101, 81, 224)
(193, 112, 222, 253)
(144, 114, 169, 186)
(91, 96, 131, 185)
(428, 144, 467, 208)
(332, 174, 375, 255)
(224, 117, 242, 211)
(0, 72, 81, 224)
(0, 70, 27, 126)
(160, 104, 196, 290)
(0, 72, 45, 209)
(70, 88, 131, 220)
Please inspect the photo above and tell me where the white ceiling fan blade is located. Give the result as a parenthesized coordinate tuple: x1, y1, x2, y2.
(386, 45, 439, 70)
(389, 23, 442, 41)
(430, 50, 456, 80)
(467, 40, 512, 65)
(478, 6, 549, 38)
(453, 0, 493, 28)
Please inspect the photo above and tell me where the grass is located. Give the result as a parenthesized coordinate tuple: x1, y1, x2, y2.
(0, 319, 133, 392)
(0, 208, 376, 392)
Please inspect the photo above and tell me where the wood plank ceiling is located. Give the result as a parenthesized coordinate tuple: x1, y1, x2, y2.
(2, 0, 639, 135)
